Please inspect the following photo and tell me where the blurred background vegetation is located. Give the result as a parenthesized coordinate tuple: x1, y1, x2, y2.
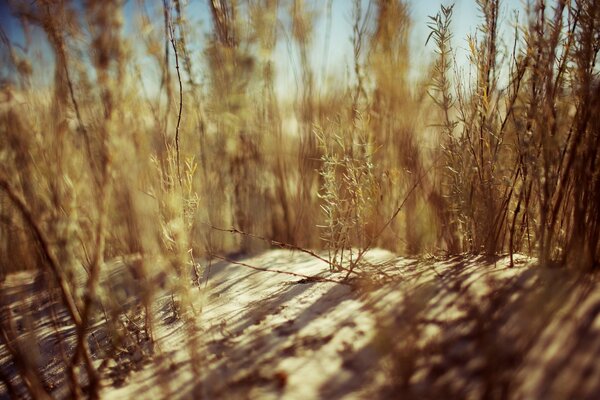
(0, 0, 599, 397)
(1, 0, 598, 268)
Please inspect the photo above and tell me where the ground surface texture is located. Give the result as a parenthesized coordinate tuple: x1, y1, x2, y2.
(1, 249, 599, 399)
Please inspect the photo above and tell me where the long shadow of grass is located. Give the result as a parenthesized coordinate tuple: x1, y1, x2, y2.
(367, 260, 598, 399)
(195, 281, 352, 399)
(0, 267, 156, 399)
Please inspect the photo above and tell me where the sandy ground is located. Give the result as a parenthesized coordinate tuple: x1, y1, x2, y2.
(1, 249, 600, 399)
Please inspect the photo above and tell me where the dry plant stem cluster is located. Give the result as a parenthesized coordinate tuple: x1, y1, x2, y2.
(0, 0, 599, 398)
(0, 1, 194, 398)
(427, 0, 600, 268)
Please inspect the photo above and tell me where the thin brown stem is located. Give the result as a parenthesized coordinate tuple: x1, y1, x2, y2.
(211, 254, 349, 285)
(167, 3, 184, 188)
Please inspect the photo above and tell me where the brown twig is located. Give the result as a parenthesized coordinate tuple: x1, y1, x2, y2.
(166, 1, 183, 188)
(203, 223, 355, 275)
(210, 254, 348, 285)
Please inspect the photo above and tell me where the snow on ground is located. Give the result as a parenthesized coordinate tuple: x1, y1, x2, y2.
(1, 249, 600, 399)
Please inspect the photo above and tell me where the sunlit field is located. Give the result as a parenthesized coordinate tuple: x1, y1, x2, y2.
(1, 0, 599, 398)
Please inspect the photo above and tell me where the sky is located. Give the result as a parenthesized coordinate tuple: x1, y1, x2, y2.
(270, 0, 526, 98)
(178, 0, 527, 98)
(0, 0, 528, 97)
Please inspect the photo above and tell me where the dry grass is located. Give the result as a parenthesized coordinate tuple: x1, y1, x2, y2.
(0, 0, 599, 398)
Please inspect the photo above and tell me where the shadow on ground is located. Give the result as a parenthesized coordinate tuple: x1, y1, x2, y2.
(2, 250, 599, 399)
